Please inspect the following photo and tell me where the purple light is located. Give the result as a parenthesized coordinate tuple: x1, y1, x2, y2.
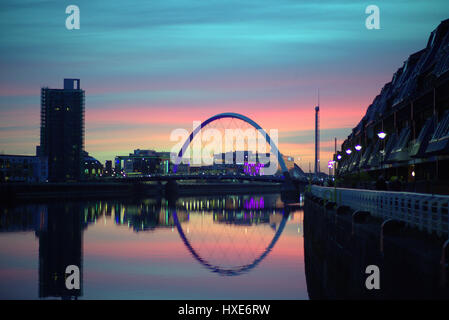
(244, 162, 265, 176)
(244, 197, 265, 210)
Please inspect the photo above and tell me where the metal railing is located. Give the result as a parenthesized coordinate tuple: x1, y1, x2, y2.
(309, 185, 449, 236)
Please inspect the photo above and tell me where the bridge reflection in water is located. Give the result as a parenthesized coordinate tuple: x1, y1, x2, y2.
(173, 197, 293, 276)
(0, 193, 301, 299)
(3, 192, 449, 299)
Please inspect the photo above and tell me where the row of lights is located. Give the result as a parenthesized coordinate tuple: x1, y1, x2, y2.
(337, 131, 387, 159)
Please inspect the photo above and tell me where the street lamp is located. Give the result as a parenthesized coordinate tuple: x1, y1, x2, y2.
(378, 131, 387, 179)
(337, 154, 342, 160)
(328, 161, 333, 177)
(346, 149, 352, 155)
(354, 145, 363, 186)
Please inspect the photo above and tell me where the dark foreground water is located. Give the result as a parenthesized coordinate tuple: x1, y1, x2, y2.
(0, 193, 307, 299)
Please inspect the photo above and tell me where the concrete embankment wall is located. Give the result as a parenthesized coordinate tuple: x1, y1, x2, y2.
(0, 182, 282, 203)
(304, 193, 449, 299)
(0, 182, 163, 203)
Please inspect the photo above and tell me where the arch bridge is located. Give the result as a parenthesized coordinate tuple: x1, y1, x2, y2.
(116, 113, 306, 192)
(173, 112, 289, 176)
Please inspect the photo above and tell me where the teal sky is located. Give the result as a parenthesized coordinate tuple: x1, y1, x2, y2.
(1, 0, 448, 167)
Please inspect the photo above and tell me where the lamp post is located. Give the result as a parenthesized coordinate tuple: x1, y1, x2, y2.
(336, 154, 342, 179)
(377, 131, 387, 178)
(342, 148, 351, 188)
(345, 148, 352, 177)
(335, 153, 342, 193)
(354, 145, 362, 187)
(328, 160, 336, 196)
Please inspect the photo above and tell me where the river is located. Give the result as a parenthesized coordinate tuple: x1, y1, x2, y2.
(0, 193, 307, 299)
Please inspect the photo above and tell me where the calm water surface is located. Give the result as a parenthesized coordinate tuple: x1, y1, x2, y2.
(0, 193, 307, 299)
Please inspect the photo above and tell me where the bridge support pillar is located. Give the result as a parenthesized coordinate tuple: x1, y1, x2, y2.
(281, 176, 297, 192)
(280, 174, 301, 203)
(164, 180, 179, 200)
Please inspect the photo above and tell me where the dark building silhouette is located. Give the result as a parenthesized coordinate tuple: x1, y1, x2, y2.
(82, 151, 103, 179)
(114, 149, 171, 175)
(40, 79, 84, 182)
(336, 19, 449, 193)
(0, 154, 47, 182)
(104, 160, 113, 176)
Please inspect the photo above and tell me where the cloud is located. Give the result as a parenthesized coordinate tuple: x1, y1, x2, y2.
(1, 0, 449, 162)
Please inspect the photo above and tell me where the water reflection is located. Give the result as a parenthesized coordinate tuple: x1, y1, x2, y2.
(0, 203, 85, 299)
(0, 194, 301, 299)
(173, 200, 294, 276)
(3, 193, 447, 299)
(37, 203, 84, 299)
(303, 201, 449, 299)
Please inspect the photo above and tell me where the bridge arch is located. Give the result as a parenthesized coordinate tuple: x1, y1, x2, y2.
(172, 208, 290, 276)
(173, 112, 288, 174)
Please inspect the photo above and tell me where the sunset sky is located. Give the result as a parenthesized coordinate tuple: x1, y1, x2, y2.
(1, 0, 449, 170)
